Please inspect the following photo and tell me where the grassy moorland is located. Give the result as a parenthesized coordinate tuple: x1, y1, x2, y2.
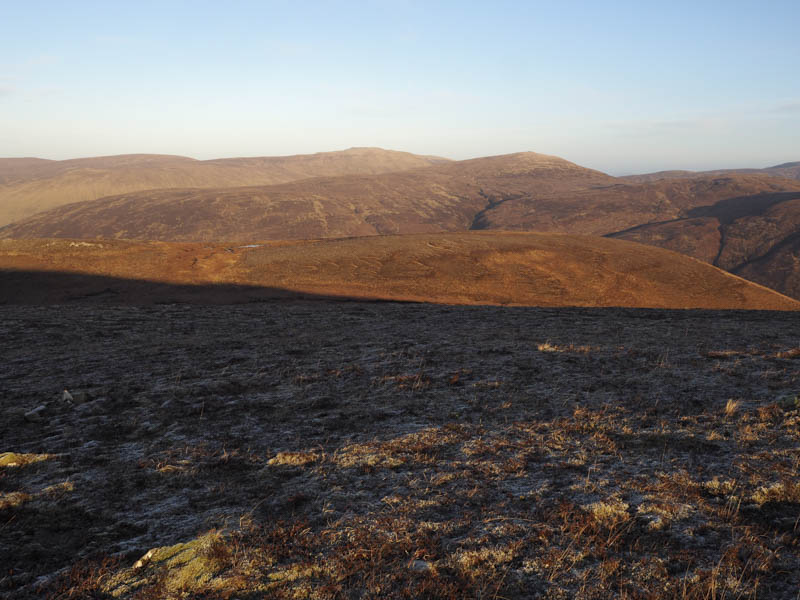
(5, 158, 798, 246)
(1, 233, 798, 310)
(1, 302, 799, 598)
(0, 148, 448, 228)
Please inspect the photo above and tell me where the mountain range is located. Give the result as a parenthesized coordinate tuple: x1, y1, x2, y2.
(0, 148, 448, 227)
(2, 148, 799, 304)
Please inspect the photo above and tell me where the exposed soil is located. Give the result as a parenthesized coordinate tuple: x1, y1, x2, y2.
(2, 302, 799, 598)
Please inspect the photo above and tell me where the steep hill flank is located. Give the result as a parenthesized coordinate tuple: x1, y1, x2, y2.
(472, 175, 800, 235)
(0, 148, 449, 227)
(1, 233, 796, 310)
(736, 233, 800, 301)
(608, 191, 800, 299)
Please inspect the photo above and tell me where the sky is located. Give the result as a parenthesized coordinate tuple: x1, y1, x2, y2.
(2, 0, 799, 174)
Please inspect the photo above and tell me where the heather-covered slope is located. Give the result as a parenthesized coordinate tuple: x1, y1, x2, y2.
(5, 152, 799, 244)
(609, 190, 800, 299)
(0, 152, 616, 241)
(1, 233, 797, 310)
(0, 148, 449, 227)
(473, 175, 800, 235)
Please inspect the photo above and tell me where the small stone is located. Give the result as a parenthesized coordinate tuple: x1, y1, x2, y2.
(133, 548, 156, 570)
(24, 405, 47, 422)
(409, 559, 431, 573)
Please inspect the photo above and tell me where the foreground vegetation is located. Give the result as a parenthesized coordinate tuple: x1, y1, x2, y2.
(1, 303, 798, 598)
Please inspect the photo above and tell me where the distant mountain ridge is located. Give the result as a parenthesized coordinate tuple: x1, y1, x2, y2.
(0, 147, 450, 227)
(0, 151, 618, 241)
(622, 161, 800, 183)
(4, 148, 800, 301)
(5, 152, 799, 243)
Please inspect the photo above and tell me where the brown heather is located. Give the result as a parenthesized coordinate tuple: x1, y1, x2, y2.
(1, 302, 799, 598)
(1, 232, 797, 310)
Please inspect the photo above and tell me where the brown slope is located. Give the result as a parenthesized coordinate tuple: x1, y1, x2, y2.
(622, 161, 800, 183)
(0, 152, 617, 242)
(765, 161, 800, 179)
(0, 172, 484, 241)
(0, 148, 449, 227)
(736, 232, 800, 300)
(0, 233, 797, 310)
(0, 157, 56, 182)
(608, 217, 723, 263)
(618, 170, 697, 183)
(471, 174, 800, 235)
(609, 190, 800, 299)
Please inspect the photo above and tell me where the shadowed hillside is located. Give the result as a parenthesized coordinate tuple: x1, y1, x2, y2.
(609, 191, 800, 299)
(0, 148, 449, 227)
(473, 174, 800, 235)
(1, 233, 797, 310)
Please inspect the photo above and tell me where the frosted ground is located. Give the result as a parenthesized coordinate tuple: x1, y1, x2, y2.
(1, 302, 799, 598)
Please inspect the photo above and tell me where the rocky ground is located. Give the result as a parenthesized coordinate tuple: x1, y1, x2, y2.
(1, 302, 799, 598)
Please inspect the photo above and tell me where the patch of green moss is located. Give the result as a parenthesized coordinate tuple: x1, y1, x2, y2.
(105, 530, 233, 597)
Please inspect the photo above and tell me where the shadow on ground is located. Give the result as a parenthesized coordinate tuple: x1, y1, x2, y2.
(0, 269, 379, 305)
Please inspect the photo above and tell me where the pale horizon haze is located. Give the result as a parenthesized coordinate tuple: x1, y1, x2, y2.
(2, 0, 799, 175)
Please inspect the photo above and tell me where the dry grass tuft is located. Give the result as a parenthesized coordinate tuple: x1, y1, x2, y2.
(537, 341, 595, 353)
(751, 480, 800, 505)
(724, 398, 741, 418)
(268, 451, 319, 467)
(0, 491, 32, 510)
(775, 347, 800, 359)
(705, 349, 746, 359)
(43, 557, 120, 600)
(0, 452, 54, 468)
(584, 499, 630, 525)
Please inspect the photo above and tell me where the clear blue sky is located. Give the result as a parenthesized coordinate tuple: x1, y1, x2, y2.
(2, 0, 799, 174)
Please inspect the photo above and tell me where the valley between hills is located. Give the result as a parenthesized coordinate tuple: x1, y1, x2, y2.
(1, 148, 800, 599)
